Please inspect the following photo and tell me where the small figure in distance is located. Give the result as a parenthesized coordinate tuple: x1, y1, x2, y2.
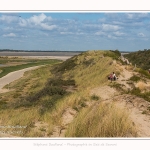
(108, 73, 113, 82)
(113, 72, 117, 81)
(108, 72, 118, 82)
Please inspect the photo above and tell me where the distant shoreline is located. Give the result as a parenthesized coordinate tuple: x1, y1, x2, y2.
(0, 51, 82, 57)
(0, 51, 130, 59)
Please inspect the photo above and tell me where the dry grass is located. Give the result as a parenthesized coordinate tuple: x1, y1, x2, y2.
(65, 102, 137, 137)
(135, 81, 149, 92)
(136, 81, 146, 90)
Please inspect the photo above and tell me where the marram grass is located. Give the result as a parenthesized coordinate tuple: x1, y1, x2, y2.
(65, 102, 137, 137)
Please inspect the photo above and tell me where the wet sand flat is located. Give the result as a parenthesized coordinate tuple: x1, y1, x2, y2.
(0, 51, 82, 60)
(0, 51, 81, 57)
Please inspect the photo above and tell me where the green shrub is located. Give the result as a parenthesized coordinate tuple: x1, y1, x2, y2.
(91, 94, 100, 101)
(128, 88, 150, 102)
(39, 95, 63, 115)
(125, 50, 150, 70)
(138, 69, 150, 79)
(26, 86, 67, 102)
(104, 50, 121, 60)
(0, 100, 7, 110)
(129, 75, 141, 82)
(46, 78, 75, 87)
(53, 57, 76, 73)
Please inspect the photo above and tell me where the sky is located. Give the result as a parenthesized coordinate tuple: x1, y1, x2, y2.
(0, 12, 150, 52)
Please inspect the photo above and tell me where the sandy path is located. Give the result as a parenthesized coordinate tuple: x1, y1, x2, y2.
(0, 66, 41, 93)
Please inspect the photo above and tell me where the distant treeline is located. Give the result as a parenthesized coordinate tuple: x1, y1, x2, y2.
(124, 49, 150, 70)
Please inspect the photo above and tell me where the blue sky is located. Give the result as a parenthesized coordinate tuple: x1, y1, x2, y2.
(0, 12, 150, 51)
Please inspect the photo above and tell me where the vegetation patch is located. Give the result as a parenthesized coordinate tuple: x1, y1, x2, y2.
(129, 75, 141, 82)
(0, 59, 60, 78)
(109, 83, 125, 92)
(0, 100, 7, 110)
(26, 86, 67, 103)
(125, 49, 150, 70)
(103, 50, 121, 60)
(91, 94, 100, 101)
(127, 88, 150, 102)
(137, 69, 150, 79)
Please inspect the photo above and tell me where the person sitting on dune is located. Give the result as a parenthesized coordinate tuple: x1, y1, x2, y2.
(108, 72, 118, 82)
(113, 72, 117, 81)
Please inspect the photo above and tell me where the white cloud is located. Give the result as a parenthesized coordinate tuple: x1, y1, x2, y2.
(19, 18, 27, 27)
(95, 31, 106, 36)
(126, 14, 134, 19)
(126, 13, 149, 21)
(40, 23, 57, 30)
(28, 13, 47, 25)
(76, 32, 84, 35)
(113, 31, 126, 36)
(107, 34, 118, 39)
(102, 24, 121, 31)
(4, 27, 13, 30)
(60, 32, 73, 35)
(98, 18, 106, 22)
(3, 33, 16, 37)
(18, 14, 56, 31)
(0, 15, 18, 23)
(138, 32, 145, 37)
(21, 35, 28, 38)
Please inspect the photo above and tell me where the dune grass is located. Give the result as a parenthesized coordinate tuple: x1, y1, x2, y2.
(0, 50, 138, 137)
(65, 102, 137, 137)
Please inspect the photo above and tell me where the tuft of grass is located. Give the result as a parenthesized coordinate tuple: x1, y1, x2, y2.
(142, 110, 148, 115)
(91, 94, 100, 101)
(109, 83, 125, 92)
(65, 102, 137, 137)
(135, 81, 147, 91)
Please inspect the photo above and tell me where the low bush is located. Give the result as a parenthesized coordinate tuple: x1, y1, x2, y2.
(46, 78, 75, 87)
(0, 100, 7, 110)
(138, 69, 150, 79)
(52, 57, 76, 73)
(129, 75, 141, 82)
(91, 94, 100, 101)
(26, 86, 67, 102)
(39, 95, 63, 115)
(104, 50, 121, 60)
(128, 88, 150, 102)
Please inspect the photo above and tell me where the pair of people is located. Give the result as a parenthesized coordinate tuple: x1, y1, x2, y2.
(108, 72, 117, 82)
